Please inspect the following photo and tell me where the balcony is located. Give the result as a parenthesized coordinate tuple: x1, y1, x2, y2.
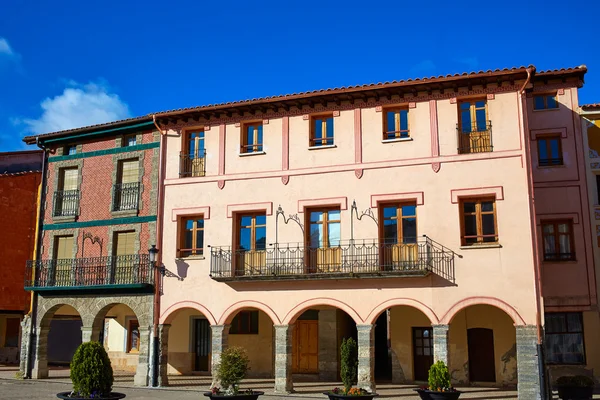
(457, 121, 492, 154)
(112, 182, 140, 212)
(53, 190, 80, 217)
(209, 236, 455, 282)
(25, 254, 153, 292)
(180, 151, 206, 178)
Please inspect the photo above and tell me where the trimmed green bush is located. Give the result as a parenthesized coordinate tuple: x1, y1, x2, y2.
(428, 360, 452, 391)
(216, 346, 250, 392)
(340, 337, 358, 394)
(70, 341, 114, 397)
(556, 375, 594, 387)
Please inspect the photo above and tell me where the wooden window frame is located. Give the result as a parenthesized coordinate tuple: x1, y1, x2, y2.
(541, 220, 575, 261)
(64, 145, 77, 155)
(379, 202, 417, 244)
(240, 121, 264, 154)
(229, 310, 259, 335)
(537, 134, 563, 167)
(183, 128, 206, 156)
(305, 207, 341, 249)
(309, 113, 335, 147)
(123, 135, 137, 147)
(178, 215, 204, 258)
(126, 319, 140, 353)
(382, 107, 410, 140)
(458, 98, 489, 133)
(236, 212, 267, 252)
(459, 197, 498, 245)
(53, 235, 74, 260)
(545, 312, 586, 365)
(533, 93, 559, 111)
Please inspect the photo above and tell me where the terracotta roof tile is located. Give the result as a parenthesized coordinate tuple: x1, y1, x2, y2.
(582, 103, 600, 110)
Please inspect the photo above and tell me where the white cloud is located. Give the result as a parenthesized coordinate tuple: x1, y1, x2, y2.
(22, 81, 132, 134)
(0, 37, 14, 56)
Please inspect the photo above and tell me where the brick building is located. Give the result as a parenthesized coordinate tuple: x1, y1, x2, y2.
(0, 150, 42, 364)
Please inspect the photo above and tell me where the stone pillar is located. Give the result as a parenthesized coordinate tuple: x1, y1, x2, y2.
(516, 325, 541, 400)
(31, 326, 49, 379)
(433, 324, 449, 366)
(318, 309, 338, 381)
(81, 326, 101, 343)
(211, 325, 229, 388)
(134, 326, 151, 387)
(19, 315, 31, 377)
(158, 324, 171, 387)
(274, 325, 293, 393)
(357, 324, 376, 393)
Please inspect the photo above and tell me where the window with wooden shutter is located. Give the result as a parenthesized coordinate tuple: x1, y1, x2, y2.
(54, 236, 74, 259)
(60, 168, 78, 191)
(119, 159, 139, 184)
(53, 235, 74, 286)
(114, 231, 136, 256)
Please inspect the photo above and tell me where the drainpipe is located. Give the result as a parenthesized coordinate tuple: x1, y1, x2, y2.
(25, 137, 49, 379)
(151, 115, 167, 387)
(519, 66, 548, 400)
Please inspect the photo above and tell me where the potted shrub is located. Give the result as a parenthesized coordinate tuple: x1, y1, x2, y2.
(556, 375, 594, 400)
(205, 346, 263, 400)
(414, 361, 461, 400)
(57, 341, 125, 399)
(324, 338, 378, 400)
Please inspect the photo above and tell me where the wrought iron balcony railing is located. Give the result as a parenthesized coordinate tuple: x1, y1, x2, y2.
(457, 121, 493, 154)
(180, 151, 206, 178)
(53, 190, 80, 217)
(112, 182, 140, 212)
(25, 254, 153, 290)
(210, 236, 455, 282)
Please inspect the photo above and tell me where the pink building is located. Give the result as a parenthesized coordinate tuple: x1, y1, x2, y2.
(151, 65, 594, 400)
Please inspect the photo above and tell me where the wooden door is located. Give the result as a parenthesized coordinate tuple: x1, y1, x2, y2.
(413, 327, 433, 381)
(467, 328, 496, 382)
(293, 320, 318, 373)
(193, 318, 211, 371)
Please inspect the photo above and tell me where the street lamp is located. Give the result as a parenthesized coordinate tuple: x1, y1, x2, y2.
(149, 245, 159, 264)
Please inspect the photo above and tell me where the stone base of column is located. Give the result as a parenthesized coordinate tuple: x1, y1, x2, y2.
(516, 325, 541, 400)
(158, 324, 171, 387)
(432, 325, 449, 366)
(133, 327, 151, 387)
(274, 325, 293, 393)
(357, 324, 376, 393)
(211, 325, 229, 388)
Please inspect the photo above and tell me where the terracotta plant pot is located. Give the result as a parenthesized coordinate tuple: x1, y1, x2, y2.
(414, 389, 461, 400)
(56, 392, 126, 400)
(203, 391, 264, 400)
(557, 385, 593, 400)
(323, 392, 379, 400)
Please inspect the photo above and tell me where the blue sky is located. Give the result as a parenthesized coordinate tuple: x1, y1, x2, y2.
(1, 0, 599, 151)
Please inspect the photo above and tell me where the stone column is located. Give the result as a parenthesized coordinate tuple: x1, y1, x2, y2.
(432, 325, 449, 366)
(516, 325, 541, 400)
(211, 325, 229, 388)
(274, 325, 293, 393)
(19, 315, 31, 377)
(357, 324, 376, 393)
(134, 326, 151, 387)
(81, 326, 101, 343)
(31, 326, 49, 379)
(158, 324, 171, 387)
(318, 309, 338, 381)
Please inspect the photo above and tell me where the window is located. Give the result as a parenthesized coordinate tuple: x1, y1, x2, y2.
(310, 115, 334, 147)
(54, 235, 74, 259)
(545, 312, 585, 364)
(181, 130, 206, 177)
(458, 99, 491, 153)
(123, 135, 137, 147)
(534, 94, 559, 110)
(179, 216, 204, 257)
(542, 221, 574, 261)
(537, 135, 563, 166)
(383, 108, 409, 140)
(65, 145, 77, 155)
(54, 167, 79, 217)
(460, 198, 498, 245)
(4, 318, 20, 347)
(113, 159, 140, 211)
(237, 214, 266, 252)
(114, 231, 136, 256)
(230, 311, 258, 334)
(113, 231, 136, 283)
(241, 122, 263, 153)
(127, 319, 140, 353)
(307, 208, 341, 248)
(53, 235, 74, 286)
(381, 203, 417, 244)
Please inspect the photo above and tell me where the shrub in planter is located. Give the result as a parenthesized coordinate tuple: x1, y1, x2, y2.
(205, 346, 263, 399)
(414, 361, 461, 400)
(57, 341, 125, 400)
(324, 338, 378, 400)
(556, 375, 594, 400)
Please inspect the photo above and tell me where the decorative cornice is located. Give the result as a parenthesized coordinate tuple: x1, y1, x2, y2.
(48, 142, 159, 162)
(43, 215, 157, 230)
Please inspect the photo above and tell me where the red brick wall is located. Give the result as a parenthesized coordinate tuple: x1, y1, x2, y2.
(0, 172, 41, 312)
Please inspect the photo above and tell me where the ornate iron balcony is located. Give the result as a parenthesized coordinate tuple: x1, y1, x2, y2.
(53, 190, 80, 217)
(112, 182, 140, 212)
(180, 151, 206, 178)
(209, 236, 455, 282)
(457, 121, 493, 154)
(25, 254, 153, 291)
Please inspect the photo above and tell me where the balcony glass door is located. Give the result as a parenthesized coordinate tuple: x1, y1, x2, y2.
(307, 208, 341, 273)
(380, 204, 417, 271)
(113, 231, 136, 284)
(187, 130, 205, 177)
(56, 167, 78, 216)
(235, 214, 266, 276)
(53, 235, 74, 286)
(459, 100, 490, 153)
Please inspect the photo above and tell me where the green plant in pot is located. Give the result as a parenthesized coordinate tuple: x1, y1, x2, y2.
(414, 361, 461, 400)
(324, 338, 378, 399)
(205, 346, 263, 400)
(556, 375, 594, 400)
(56, 341, 125, 399)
